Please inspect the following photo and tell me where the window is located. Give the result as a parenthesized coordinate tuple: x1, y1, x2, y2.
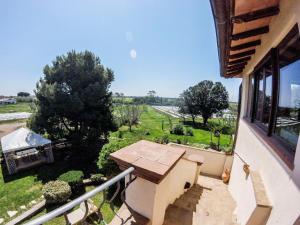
(253, 57, 273, 128)
(275, 26, 300, 153)
(247, 24, 300, 166)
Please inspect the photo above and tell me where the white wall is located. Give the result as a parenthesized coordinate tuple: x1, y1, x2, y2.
(125, 176, 156, 219)
(230, 120, 300, 225)
(169, 143, 233, 177)
(152, 159, 197, 225)
(125, 158, 198, 225)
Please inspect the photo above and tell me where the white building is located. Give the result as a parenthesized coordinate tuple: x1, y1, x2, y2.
(210, 0, 300, 224)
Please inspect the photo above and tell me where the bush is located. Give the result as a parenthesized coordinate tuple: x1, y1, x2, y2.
(185, 128, 194, 136)
(117, 131, 123, 139)
(98, 140, 136, 176)
(91, 173, 104, 184)
(171, 124, 184, 135)
(42, 180, 71, 205)
(58, 170, 84, 196)
(161, 135, 169, 144)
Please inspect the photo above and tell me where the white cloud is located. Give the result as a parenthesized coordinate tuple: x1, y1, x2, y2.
(130, 49, 137, 59)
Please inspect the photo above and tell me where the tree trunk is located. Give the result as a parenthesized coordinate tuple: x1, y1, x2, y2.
(192, 116, 195, 126)
(203, 117, 208, 126)
(129, 124, 132, 132)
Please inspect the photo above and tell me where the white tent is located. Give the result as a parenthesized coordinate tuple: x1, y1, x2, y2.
(1, 127, 51, 153)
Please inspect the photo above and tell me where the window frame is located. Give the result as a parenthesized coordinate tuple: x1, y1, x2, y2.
(247, 24, 300, 169)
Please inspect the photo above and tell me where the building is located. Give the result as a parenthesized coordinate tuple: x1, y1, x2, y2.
(210, 0, 300, 224)
(1, 128, 54, 175)
(0, 98, 16, 104)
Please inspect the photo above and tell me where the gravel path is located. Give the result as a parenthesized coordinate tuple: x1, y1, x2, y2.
(0, 122, 26, 138)
(0, 112, 31, 121)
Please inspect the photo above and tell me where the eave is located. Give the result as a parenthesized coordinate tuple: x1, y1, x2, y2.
(209, 0, 280, 78)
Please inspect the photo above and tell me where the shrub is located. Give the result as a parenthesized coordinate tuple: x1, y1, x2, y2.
(171, 124, 184, 135)
(42, 180, 71, 205)
(117, 131, 123, 139)
(98, 140, 136, 176)
(58, 170, 84, 196)
(91, 173, 104, 184)
(176, 139, 181, 144)
(182, 137, 189, 145)
(185, 128, 194, 136)
(161, 135, 169, 144)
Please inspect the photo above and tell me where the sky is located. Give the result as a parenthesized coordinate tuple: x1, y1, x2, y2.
(0, 0, 241, 101)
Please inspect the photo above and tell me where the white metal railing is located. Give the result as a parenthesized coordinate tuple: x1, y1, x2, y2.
(24, 167, 135, 225)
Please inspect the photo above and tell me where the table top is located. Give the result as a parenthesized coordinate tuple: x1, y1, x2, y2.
(110, 140, 185, 183)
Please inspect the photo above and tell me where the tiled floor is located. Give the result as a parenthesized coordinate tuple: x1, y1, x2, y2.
(163, 175, 238, 225)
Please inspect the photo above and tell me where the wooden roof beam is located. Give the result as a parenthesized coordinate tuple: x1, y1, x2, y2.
(232, 6, 280, 23)
(230, 40, 261, 51)
(228, 56, 251, 65)
(229, 49, 255, 59)
(227, 66, 244, 72)
(232, 26, 269, 40)
(226, 70, 243, 77)
(227, 65, 245, 72)
(227, 61, 247, 68)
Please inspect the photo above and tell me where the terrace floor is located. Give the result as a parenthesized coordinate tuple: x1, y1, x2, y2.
(110, 175, 238, 225)
(163, 175, 238, 225)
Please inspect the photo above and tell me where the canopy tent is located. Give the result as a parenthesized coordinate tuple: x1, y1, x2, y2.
(1, 127, 51, 153)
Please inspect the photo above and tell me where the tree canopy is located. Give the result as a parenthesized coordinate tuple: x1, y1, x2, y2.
(179, 80, 229, 125)
(29, 51, 115, 153)
(17, 92, 30, 97)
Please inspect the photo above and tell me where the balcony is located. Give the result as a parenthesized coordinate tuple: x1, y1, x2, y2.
(24, 140, 238, 225)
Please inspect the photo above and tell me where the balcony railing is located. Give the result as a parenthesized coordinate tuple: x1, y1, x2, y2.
(24, 167, 135, 225)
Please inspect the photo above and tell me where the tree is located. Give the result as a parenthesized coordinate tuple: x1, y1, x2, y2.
(196, 81, 229, 125)
(178, 87, 199, 125)
(116, 104, 142, 131)
(17, 92, 30, 97)
(179, 80, 229, 126)
(146, 90, 157, 105)
(29, 50, 115, 155)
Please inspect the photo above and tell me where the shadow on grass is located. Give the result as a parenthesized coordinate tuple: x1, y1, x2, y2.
(1, 150, 102, 184)
(182, 120, 209, 130)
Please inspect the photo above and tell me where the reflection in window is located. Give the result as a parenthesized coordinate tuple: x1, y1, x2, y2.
(254, 58, 272, 127)
(246, 75, 254, 118)
(262, 73, 272, 126)
(275, 60, 300, 152)
(255, 72, 264, 121)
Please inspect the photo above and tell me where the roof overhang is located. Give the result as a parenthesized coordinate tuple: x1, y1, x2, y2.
(209, 0, 280, 78)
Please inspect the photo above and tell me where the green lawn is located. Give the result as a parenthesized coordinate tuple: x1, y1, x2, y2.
(25, 186, 117, 225)
(0, 102, 32, 113)
(0, 167, 43, 222)
(110, 105, 233, 150)
(1, 162, 119, 224)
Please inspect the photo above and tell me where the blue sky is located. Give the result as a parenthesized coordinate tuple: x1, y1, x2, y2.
(0, 0, 241, 101)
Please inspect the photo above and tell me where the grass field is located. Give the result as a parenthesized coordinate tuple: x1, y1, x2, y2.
(0, 163, 118, 224)
(0, 166, 43, 221)
(0, 102, 32, 113)
(110, 105, 233, 150)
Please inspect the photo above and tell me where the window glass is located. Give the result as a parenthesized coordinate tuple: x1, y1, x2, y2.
(255, 71, 264, 121)
(246, 75, 254, 118)
(262, 64, 273, 126)
(275, 26, 300, 152)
